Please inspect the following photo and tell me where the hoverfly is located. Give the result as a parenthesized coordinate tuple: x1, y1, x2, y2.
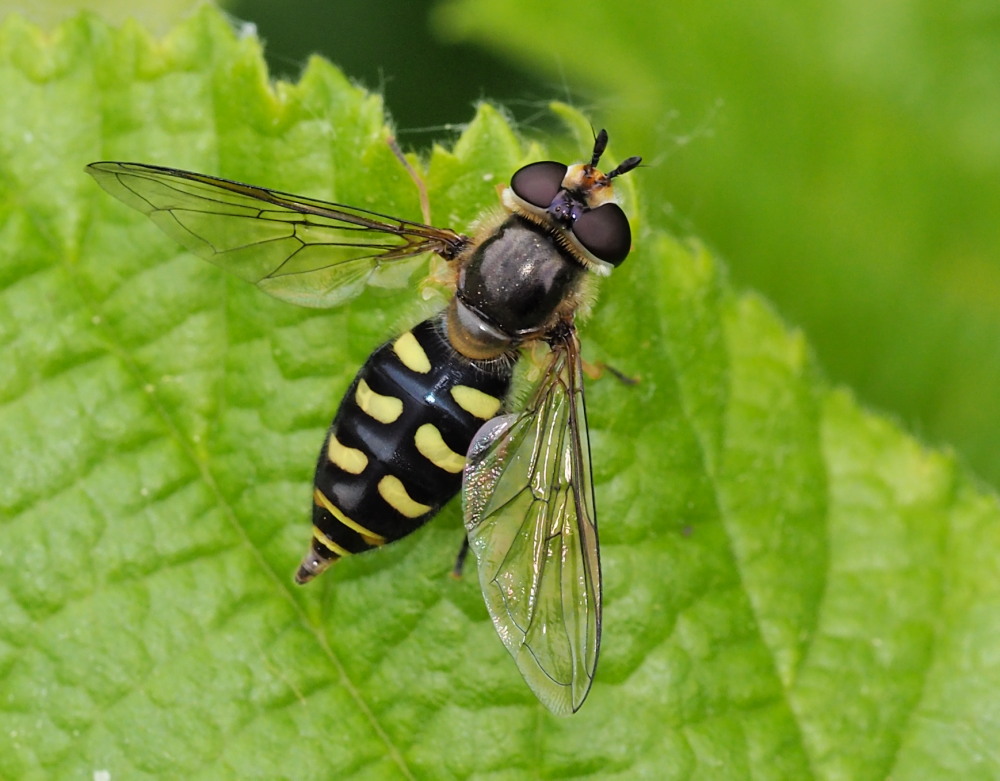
(86, 129, 641, 715)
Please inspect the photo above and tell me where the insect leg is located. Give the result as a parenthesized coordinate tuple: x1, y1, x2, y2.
(450, 535, 471, 580)
(581, 359, 640, 385)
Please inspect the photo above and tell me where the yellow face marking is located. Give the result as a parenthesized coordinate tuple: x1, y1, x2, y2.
(562, 162, 617, 208)
(451, 385, 502, 420)
(326, 434, 369, 475)
(313, 488, 386, 546)
(377, 475, 432, 519)
(414, 423, 466, 474)
(355, 378, 403, 424)
(393, 331, 431, 374)
(312, 525, 350, 558)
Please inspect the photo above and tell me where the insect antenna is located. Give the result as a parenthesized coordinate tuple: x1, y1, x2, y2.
(591, 128, 609, 166)
(607, 156, 642, 179)
(591, 128, 641, 178)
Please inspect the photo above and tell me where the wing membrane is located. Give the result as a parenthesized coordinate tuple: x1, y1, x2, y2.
(463, 325, 600, 715)
(86, 161, 468, 308)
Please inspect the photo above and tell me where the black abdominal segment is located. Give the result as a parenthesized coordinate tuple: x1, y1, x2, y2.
(306, 314, 514, 572)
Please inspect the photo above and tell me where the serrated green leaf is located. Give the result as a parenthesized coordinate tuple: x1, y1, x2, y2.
(434, 0, 1000, 491)
(2, 8, 1000, 780)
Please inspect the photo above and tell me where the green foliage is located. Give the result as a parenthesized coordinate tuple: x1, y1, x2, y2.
(1, 7, 999, 779)
(436, 0, 1000, 488)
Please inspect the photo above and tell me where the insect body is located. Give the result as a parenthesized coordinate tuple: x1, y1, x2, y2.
(86, 130, 641, 715)
(301, 317, 513, 583)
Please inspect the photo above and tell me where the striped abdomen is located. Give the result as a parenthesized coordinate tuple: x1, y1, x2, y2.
(295, 314, 514, 583)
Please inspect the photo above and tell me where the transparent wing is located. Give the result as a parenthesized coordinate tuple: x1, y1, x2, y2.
(86, 161, 468, 308)
(463, 324, 600, 715)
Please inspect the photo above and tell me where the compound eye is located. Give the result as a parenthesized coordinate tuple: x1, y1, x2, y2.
(510, 161, 568, 208)
(573, 203, 632, 265)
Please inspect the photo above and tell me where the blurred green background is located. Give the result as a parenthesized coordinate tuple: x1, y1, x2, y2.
(231, 0, 1000, 488)
(22, 0, 1000, 488)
